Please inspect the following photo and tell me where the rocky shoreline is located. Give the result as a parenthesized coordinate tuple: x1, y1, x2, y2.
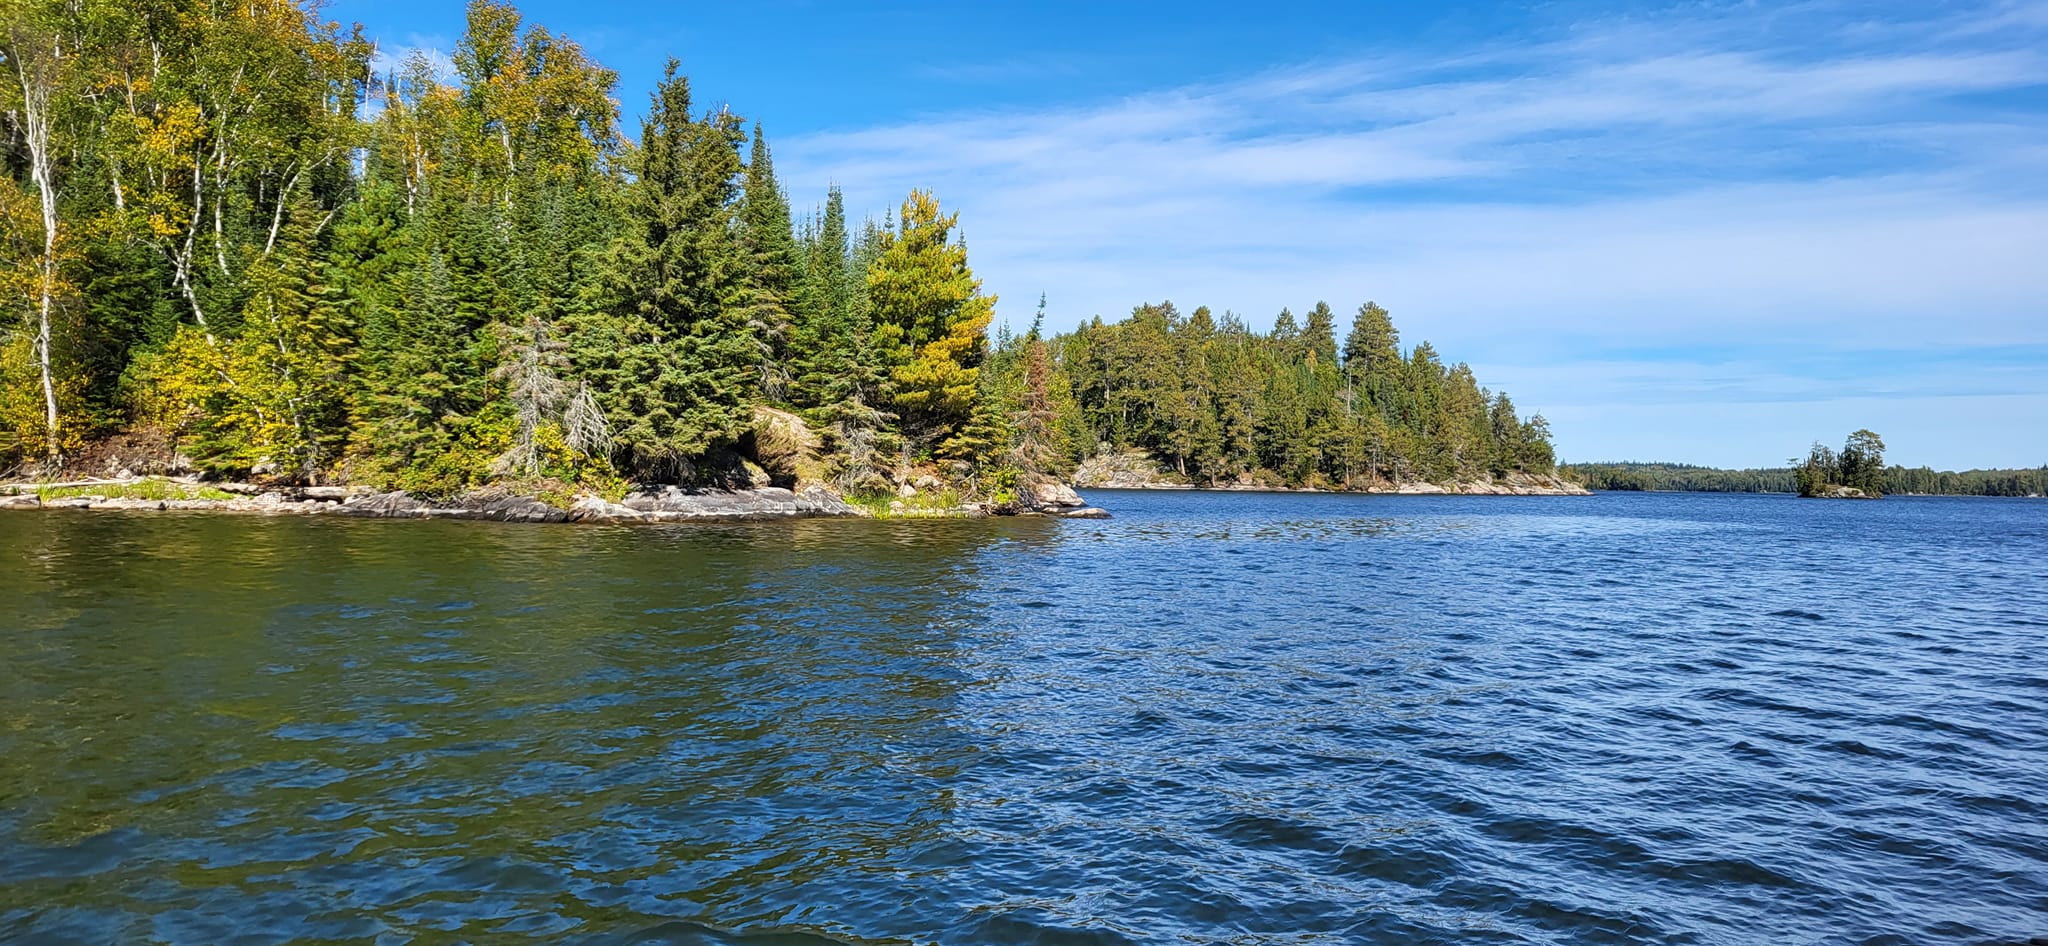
(1802, 485, 1881, 500)
(1071, 451, 1591, 496)
(0, 476, 1111, 523)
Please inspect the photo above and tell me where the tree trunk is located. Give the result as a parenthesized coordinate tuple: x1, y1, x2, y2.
(14, 42, 62, 458)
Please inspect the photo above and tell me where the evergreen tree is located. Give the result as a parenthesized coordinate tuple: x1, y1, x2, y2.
(867, 189, 994, 457)
(582, 59, 755, 480)
(196, 199, 353, 480)
(739, 123, 798, 401)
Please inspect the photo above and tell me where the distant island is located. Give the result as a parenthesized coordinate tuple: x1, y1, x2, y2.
(1792, 430, 1887, 499)
(1566, 429, 2045, 498)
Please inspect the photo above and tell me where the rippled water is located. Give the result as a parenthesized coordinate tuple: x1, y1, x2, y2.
(2, 491, 2045, 945)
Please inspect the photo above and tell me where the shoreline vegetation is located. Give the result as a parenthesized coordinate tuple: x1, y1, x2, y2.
(0, 473, 1113, 522)
(1564, 462, 2047, 498)
(1072, 450, 1589, 495)
(0, 0, 1565, 520)
(1565, 468, 2047, 497)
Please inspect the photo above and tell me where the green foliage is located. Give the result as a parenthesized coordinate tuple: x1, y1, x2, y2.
(37, 479, 234, 502)
(1565, 452, 2046, 497)
(868, 190, 994, 456)
(739, 124, 798, 401)
(1563, 462, 1797, 493)
(1792, 430, 1886, 497)
(1034, 298, 1555, 488)
(574, 59, 757, 481)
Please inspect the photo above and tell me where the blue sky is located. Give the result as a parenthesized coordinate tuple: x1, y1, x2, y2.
(334, 0, 2048, 469)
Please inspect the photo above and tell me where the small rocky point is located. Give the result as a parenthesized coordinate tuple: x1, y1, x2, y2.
(0, 474, 1110, 523)
(1808, 485, 1880, 500)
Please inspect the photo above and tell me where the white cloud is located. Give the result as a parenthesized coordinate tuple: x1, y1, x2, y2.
(367, 40, 459, 85)
(773, 3, 2048, 465)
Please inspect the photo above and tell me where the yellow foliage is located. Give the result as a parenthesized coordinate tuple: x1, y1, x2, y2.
(126, 327, 225, 436)
(0, 335, 85, 461)
(867, 190, 995, 447)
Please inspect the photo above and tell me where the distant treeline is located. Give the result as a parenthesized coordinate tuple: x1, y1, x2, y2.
(1565, 462, 2048, 497)
(1049, 300, 1556, 489)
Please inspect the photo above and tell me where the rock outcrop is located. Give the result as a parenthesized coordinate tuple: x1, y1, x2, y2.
(1017, 473, 1111, 519)
(1073, 451, 1189, 489)
(1806, 485, 1880, 500)
(1, 476, 1108, 523)
(334, 491, 571, 523)
(616, 485, 859, 521)
(1439, 473, 1592, 496)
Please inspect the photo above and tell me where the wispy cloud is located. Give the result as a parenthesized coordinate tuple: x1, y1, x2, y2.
(777, 1, 2048, 466)
(368, 38, 459, 84)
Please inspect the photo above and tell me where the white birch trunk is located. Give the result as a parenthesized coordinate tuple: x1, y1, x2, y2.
(14, 42, 62, 457)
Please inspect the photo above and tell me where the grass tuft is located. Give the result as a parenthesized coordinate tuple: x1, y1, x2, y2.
(37, 479, 236, 502)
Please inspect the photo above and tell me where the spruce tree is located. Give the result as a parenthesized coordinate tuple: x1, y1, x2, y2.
(585, 59, 755, 481)
(739, 123, 799, 402)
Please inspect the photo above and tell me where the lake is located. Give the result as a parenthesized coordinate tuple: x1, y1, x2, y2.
(2, 491, 2044, 945)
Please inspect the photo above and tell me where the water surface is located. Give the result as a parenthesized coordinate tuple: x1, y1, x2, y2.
(2, 491, 2044, 944)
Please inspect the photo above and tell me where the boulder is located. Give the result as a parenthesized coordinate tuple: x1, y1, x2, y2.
(454, 493, 570, 523)
(335, 491, 570, 522)
(336, 491, 431, 518)
(568, 496, 647, 523)
(750, 406, 826, 486)
(621, 486, 859, 521)
(1019, 474, 1085, 510)
(1071, 450, 1188, 488)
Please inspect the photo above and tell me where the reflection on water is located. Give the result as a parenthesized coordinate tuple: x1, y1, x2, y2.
(2, 492, 2045, 945)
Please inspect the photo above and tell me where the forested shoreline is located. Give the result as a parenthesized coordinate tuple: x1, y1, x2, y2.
(1, 0, 1558, 504)
(1565, 462, 2048, 497)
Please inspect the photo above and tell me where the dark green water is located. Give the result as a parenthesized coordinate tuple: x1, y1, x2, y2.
(2, 492, 2045, 944)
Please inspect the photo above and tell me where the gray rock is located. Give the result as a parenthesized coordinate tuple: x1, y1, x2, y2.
(568, 496, 647, 523)
(337, 491, 431, 518)
(1058, 506, 1112, 519)
(1020, 474, 1085, 509)
(334, 491, 569, 522)
(1072, 450, 1188, 488)
(622, 486, 858, 521)
(90, 498, 166, 511)
(453, 494, 571, 523)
